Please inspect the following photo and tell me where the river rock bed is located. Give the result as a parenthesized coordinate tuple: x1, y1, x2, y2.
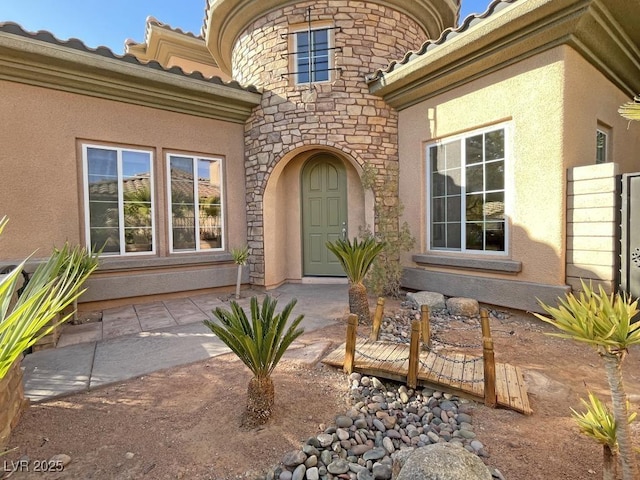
(261, 373, 505, 480)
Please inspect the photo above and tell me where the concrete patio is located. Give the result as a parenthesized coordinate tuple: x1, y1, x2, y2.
(22, 283, 350, 402)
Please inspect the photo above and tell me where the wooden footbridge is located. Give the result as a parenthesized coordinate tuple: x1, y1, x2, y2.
(322, 301, 532, 415)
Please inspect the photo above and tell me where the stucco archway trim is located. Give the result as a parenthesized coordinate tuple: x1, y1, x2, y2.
(262, 145, 374, 288)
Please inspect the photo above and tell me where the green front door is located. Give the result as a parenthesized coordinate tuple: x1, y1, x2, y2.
(302, 155, 348, 276)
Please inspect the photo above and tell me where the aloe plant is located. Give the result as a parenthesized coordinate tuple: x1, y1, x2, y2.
(203, 296, 304, 426)
(0, 216, 98, 378)
(326, 236, 385, 323)
(572, 392, 637, 480)
(534, 281, 640, 479)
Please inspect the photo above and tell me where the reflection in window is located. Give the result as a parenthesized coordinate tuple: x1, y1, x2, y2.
(428, 127, 506, 253)
(168, 155, 223, 252)
(84, 145, 154, 255)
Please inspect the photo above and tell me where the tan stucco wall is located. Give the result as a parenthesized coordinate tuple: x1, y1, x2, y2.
(263, 148, 367, 287)
(563, 47, 640, 173)
(0, 80, 247, 297)
(399, 46, 569, 287)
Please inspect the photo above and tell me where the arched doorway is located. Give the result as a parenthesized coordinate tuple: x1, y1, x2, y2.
(301, 154, 347, 276)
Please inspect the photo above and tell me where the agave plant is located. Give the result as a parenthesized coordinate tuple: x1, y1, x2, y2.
(0, 216, 98, 378)
(326, 236, 385, 323)
(572, 392, 637, 480)
(203, 296, 304, 426)
(534, 281, 640, 480)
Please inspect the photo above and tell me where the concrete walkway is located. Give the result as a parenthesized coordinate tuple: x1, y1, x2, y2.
(22, 283, 349, 403)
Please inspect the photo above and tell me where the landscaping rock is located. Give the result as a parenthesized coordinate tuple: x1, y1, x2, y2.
(406, 292, 446, 311)
(396, 443, 491, 480)
(283, 450, 307, 467)
(446, 298, 480, 317)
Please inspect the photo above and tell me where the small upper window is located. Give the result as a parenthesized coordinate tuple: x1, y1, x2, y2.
(596, 129, 608, 164)
(294, 27, 331, 84)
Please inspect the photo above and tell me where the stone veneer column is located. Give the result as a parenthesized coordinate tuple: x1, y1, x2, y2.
(231, 1, 430, 284)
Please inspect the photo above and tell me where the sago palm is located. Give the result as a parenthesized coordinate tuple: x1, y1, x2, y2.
(534, 282, 640, 480)
(572, 392, 637, 480)
(326, 237, 385, 323)
(0, 216, 98, 378)
(203, 296, 304, 426)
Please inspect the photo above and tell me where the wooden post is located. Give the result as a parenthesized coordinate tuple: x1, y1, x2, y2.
(344, 314, 358, 374)
(407, 320, 421, 389)
(420, 304, 431, 349)
(480, 308, 497, 408)
(370, 297, 385, 341)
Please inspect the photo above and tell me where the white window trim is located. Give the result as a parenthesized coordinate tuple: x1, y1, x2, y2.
(166, 153, 225, 254)
(425, 122, 512, 256)
(82, 144, 156, 257)
(291, 25, 334, 86)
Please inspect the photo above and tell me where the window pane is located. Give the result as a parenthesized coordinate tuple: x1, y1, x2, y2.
(432, 224, 445, 248)
(432, 172, 445, 197)
(198, 160, 222, 250)
(485, 192, 504, 220)
(431, 146, 445, 173)
(596, 130, 607, 164)
(466, 193, 484, 221)
(465, 135, 483, 165)
(486, 161, 504, 191)
(90, 227, 119, 253)
(447, 223, 461, 249)
(444, 141, 461, 169)
(447, 168, 461, 195)
(432, 197, 445, 223)
(172, 206, 196, 250)
(124, 228, 153, 252)
(447, 196, 461, 222)
(466, 164, 484, 193)
(485, 222, 505, 251)
(87, 148, 117, 181)
(466, 223, 484, 250)
(485, 130, 505, 160)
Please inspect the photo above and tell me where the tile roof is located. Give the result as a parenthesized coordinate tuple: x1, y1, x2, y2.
(0, 21, 258, 93)
(365, 0, 519, 84)
(125, 15, 203, 49)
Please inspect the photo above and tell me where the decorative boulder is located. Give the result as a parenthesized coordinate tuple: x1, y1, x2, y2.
(396, 443, 492, 480)
(406, 291, 446, 311)
(446, 297, 480, 317)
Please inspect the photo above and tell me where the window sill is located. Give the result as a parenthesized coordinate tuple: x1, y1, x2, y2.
(97, 252, 234, 272)
(412, 253, 522, 274)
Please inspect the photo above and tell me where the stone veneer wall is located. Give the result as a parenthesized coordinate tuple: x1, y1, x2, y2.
(231, 1, 430, 284)
(0, 359, 29, 448)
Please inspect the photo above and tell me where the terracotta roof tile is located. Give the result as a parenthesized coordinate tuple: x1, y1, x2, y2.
(0, 21, 258, 93)
(366, 0, 519, 84)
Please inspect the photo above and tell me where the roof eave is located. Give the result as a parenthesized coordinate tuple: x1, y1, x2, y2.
(0, 30, 261, 123)
(370, 0, 640, 109)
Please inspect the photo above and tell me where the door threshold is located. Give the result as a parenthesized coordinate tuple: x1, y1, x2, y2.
(301, 277, 348, 284)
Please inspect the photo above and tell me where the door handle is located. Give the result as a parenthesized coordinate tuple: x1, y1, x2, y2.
(342, 222, 347, 240)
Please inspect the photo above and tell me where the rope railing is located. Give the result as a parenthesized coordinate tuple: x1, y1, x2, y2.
(343, 299, 498, 407)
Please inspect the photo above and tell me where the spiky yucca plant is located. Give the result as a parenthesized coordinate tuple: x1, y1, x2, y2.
(534, 282, 640, 480)
(231, 245, 249, 300)
(0, 216, 98, 378)
(572, 392, 637, 480)
(619, 94, 640, 122)
(203, 296, 304, 426)
(326, 237, 385, 323)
